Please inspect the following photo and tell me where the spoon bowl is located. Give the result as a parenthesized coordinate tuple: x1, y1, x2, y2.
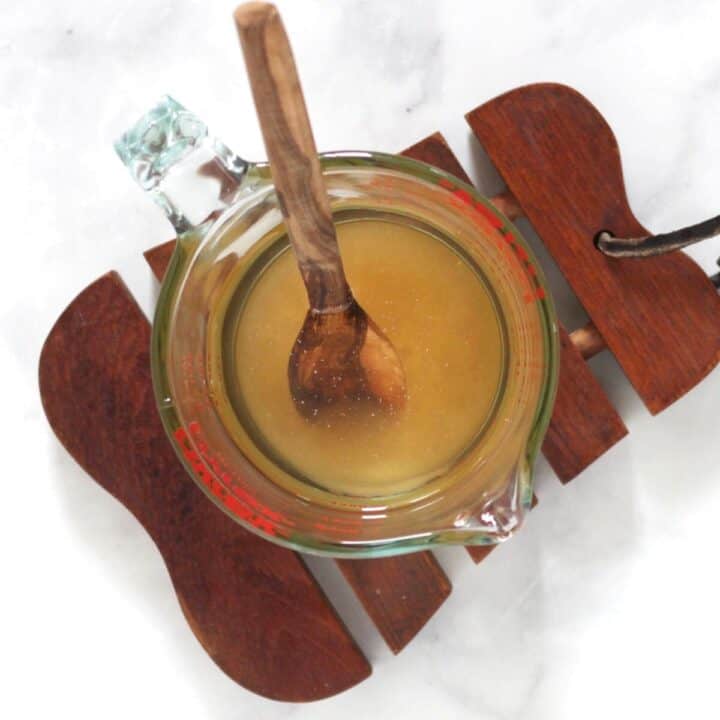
(289, 300, 406, 418)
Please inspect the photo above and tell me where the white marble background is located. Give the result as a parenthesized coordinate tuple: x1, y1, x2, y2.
(3, 1, 720, 718)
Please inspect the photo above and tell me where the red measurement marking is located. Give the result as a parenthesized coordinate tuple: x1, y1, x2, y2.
(475, 201, 504, 230)
(452, 188, 472, 206)
(174, 425, 287, 536)
(523, 286, 547, 304)
(437, 178, 545, 306)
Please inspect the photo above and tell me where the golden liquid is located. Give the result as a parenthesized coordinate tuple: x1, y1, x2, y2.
(213, 216, 505, 498)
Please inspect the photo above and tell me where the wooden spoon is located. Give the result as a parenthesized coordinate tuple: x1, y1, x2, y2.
(234, 2, 406, 418)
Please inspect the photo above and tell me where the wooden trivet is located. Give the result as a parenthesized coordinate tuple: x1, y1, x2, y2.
(39, 83, 720, 702)
(39, 272, 370, 702)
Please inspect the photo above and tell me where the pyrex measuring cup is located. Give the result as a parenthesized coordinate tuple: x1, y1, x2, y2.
(115, 96, 558, 557)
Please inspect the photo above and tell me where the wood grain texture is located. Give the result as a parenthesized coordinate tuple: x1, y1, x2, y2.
(332, 552, 450, 654)
(467, 83, 720, 414)
(336, 555, 451, 654)
(544, 326, 627, 483)
(234, 2, 349, 310)
(144, 240, 175, 280)
(402, 132, 627, 485)
(145, 240, 451, 654)
(38, 272, 370, 702)
(403, 132, 472, 186)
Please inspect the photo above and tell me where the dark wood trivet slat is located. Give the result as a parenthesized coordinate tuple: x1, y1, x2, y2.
(38, 272, 370, 702)
(467, 83, 720, 414)
(145, 238, 452, 654)
(336, 554, 451, 653)
(543, 326, 628, 482)
(144, 239, 174, 279)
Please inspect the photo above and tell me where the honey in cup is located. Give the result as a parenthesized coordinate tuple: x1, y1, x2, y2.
(210, 211, 506, 499)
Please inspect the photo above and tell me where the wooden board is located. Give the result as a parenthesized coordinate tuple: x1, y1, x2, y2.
(467, 83, 720, 414)
(144, 239, 451, 655)
(144, 239, 175, 280)
(402, 133, 628, 486)
(38, 272, 370, 702)
(336, 555, 451, 654)
(544, 326, 628, 482)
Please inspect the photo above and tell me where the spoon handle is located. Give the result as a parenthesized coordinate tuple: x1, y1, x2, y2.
(235, 2, 352, 312)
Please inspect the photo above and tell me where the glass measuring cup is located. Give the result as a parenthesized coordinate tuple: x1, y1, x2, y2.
(115, 96, 558, 557)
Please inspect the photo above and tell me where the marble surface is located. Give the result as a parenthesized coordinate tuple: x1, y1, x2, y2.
(3, 0, 720, 717)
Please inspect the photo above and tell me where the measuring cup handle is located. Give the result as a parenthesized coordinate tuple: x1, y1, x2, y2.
(114, 96, 251, 235)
